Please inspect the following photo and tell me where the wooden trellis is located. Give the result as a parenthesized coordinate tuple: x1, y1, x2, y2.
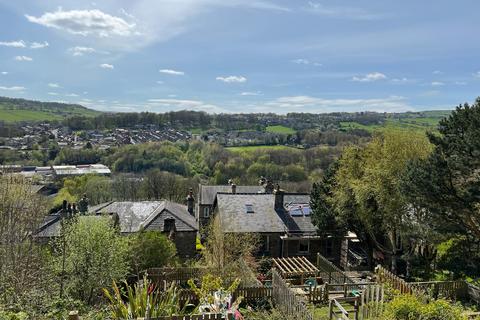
(273, 256, 319, 281)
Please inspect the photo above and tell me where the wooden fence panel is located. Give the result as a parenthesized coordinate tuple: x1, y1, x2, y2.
(272, 269, 314, 320)
(317, 253, 356, 285)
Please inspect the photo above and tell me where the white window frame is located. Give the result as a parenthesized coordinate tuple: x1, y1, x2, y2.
(298, 239, 310, 254)
(203, 206, 210, 218)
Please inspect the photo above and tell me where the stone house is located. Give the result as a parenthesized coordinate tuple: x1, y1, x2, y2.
(35, 200, 198, 259)
(212, 187, 345, 264)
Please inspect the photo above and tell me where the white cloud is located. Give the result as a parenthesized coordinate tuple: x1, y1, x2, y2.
(473, 71, 480, 78)
(433, 70, 443, 75)
(156, 80, 164, 84)
(159, 69, 184, 75)
(68, 46, 101, 56)
(216, 75, 247, 83)
(48, 92, 59, 96)
(240, 91, 262, 96)
(1, 72, 8, 75)
(48, 83, 60, 88)
(263, 95, 412, 113)
(30, 41, 49, 49)
(0, 40, 26, 48)
(26, 9, 137, 37)
(66, 93, 79, 97)
(14, 56, 33, 61)
(352, 72, 387, 82)
(454, 81, 467, 85)
(100, 63, 114, 69)
(0, 86, 25, 91)
(431, 81, 444, 86)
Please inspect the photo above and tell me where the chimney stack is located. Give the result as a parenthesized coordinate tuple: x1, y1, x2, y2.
(231, 183, 237, 194)
(274, 184, 284, 210)
(186, 188, 195, 216)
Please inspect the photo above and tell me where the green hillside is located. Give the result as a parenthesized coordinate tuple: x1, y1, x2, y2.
(0, 96, 101, 122)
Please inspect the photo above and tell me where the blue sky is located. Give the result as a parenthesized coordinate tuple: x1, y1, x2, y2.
(0, 0, 479, 114)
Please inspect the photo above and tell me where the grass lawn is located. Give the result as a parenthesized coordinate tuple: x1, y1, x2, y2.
(266, 125, 296, 134)
(0, 109, 63, 122)
(226, 145, 298, 152)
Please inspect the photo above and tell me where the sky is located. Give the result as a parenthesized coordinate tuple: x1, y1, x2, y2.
(0, 0, 479, 114)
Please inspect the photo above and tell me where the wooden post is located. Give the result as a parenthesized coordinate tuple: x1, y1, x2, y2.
(68, 311, 80, 320)
(329, 299, 334, 320)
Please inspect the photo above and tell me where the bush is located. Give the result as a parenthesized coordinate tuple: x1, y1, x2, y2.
(130, 231, 177, 273)
(54, 216, 130, 304)
(382, 295, 467, 320)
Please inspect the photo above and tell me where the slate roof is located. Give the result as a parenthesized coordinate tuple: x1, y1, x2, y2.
(216, 193, 317, 234)
(35, 200, 198, 238)
(199, 185, 264, 205)
(90, 201, 198, 233)
(216, 194, 286, 233)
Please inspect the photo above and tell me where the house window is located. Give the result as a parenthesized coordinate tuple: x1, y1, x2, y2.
(164, 218, 176, 232)
(203, 207, 210, 218)
(245, 204, 254, 213)
(298, 239, 310, 254)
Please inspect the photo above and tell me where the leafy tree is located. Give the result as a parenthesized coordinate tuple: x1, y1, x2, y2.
(403, 99, 480, 238)
(332, 129, 432, 272)
(55, 216, 130, 304)
(130, 231, 177, 274)
(0, 175, 49, 305)
(310, 162, 344, 236)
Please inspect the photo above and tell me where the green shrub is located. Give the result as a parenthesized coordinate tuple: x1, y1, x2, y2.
(130, 231, 177, 273)
(382, 295, 467, 320)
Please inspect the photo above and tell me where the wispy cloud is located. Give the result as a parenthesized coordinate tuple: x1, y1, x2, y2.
(431, 81, 444, 86)
(14, 56, 33, 61)
(240, 91, 262, 96)
(26, 8, 137, 37)
(306, 2, 382, 20)
(100, 63, 114, 69)
(146, 98, 224, 113)
(69, 46, 96, 56)
(263, 95, 412, 113)
(48, 83, 60, 88)
(66, 93, 79, 97)
(291, 58, 322, 66)
(159, 69, 184, 76)
(30, 41, 49, 49)
(216, 75, 247, 83)
(473, 71, 480, 78)
(1, 72, 8, 75)
(48, 92, 59, 96)
(352, 72, 387, 82)
(433, 70, 443, 75)
(0, 86, 25, 91)
(0, 40, 26, 48)
(391, 77, 413, 84)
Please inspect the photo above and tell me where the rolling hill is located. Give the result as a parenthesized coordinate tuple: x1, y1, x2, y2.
(0, 96, 101, 122)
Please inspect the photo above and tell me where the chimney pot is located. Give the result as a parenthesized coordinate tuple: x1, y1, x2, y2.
(231, 184, 237, 194)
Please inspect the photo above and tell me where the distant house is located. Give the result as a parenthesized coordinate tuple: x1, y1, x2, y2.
(35, 200, 198, 259)
(213, 189, 344, 262)
(52, 164, 111, 177)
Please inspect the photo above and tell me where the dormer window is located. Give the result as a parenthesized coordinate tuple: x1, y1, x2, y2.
(245, 204, 254, 214)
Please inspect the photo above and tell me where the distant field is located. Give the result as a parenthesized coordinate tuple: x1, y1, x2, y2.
(0, 109, 64, 122)
(0, 98, 101, 122)
(226, 145, 298, 152)
(265, 125, 296, 134)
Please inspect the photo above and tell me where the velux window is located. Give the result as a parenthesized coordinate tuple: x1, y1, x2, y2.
(245, 204, 254, 213)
